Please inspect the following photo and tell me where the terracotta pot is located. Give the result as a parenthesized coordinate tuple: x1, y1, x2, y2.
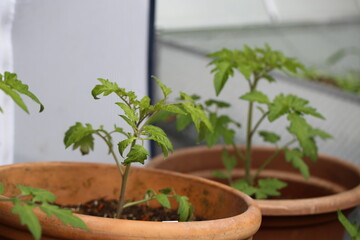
(0, 162, 261, 240)
(148, 145, 360, 240)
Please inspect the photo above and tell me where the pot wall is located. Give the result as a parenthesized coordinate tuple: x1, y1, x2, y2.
(0, 162, 261, 240)
(148, 145, 360, 240)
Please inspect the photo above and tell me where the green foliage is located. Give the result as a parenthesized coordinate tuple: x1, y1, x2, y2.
(175, 195, 193, 222)
(12, 199, 41, 240)
(285, 149, 310, 179)
(64, 123, 96, 155)
(208, 44, 304, 96)
(0, 72, 44, 113)
(157, 45, 331, 199)
(302, 47, 360, 96)
(212, 150, 237, 182)
(1, 185, 88, 240)
(40, 203, 88, 230)
(337, 210, 360, 240)
(259, 131, 281, 144)
(123, 188, 194, 222)
(231, 178, 287, 199)
(240, 91, 270, 104)
(64, 76, 209, 221)
(163, 45, 331, 199)
(123, 145, 149, 165)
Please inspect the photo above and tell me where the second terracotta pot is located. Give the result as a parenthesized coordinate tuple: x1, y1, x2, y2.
(148, 145, 360, 240)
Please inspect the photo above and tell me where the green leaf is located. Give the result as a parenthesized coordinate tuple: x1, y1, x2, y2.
(231, 179, 257, 196)
(221, 150, 237, 172)
(123, 145, 149, 165)
(268, 94, 289, 122)
(147, 110, 174, 124)
(12, 199, 41, 240)
(0, 72, 44, 113)
(40, 203, 88, 230)
(176, 114, 192, 131)
(155, 193, 171, 209)
(259, 131, 281, 144)
(118, 137, 136, 157)
(113, 125, 128, 137)
(91, 78, 121, 99)
(64, 122, 95, 155)
(256, 178, 288, 199)
(310, 128, 333, 140)
(0, 182, 4, 195)
(212, 62, 233, 96)
(159, 104, 187, 115)
(240, 90, 270, 104)
(0, 81, 29, 113)
(179, 92, 195, 102)
(139, 96, 150, 110)
(269, 94, 324, 122)
(285, 149, 310, 179)
(145, 125, 173, 158)
(116, 102, 138, 121)
(159, 188, 172, 195)
(205, 99, 231, 108)
(212, 170, 230, 179)
(337, 210, 360, 239)
(17, 185, 56, 203)
(119, 115, 137, 129)
(287, 114, 318, 161)
(238, 64, 253, 80)
(181, 103, 213, 133)
(153, 76, 172, 97)
(175, 195, 192, 222)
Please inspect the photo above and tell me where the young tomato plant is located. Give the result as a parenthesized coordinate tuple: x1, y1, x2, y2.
(0, 72, 88, 240)
(172, 45, 332, 199)
(64, 76, 212, 221)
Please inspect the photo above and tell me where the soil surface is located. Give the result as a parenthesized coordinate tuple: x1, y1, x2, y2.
(62, 198, 198, 221)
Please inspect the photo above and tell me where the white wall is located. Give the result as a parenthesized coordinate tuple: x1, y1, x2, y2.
(0, 0, 15, 165)
(12, 0, 150, 164)
(156, 0, 360, 30)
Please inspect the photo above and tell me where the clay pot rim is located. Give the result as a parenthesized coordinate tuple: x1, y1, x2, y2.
(149, 145, 360, 216)
(0, 161, 261, 237)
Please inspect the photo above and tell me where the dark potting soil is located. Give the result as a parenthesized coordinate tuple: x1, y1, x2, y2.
(62, 198, 201, 221)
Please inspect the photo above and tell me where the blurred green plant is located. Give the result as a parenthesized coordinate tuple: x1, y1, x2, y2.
(303, 47, 360, 95)
(165, 45, 331, 199)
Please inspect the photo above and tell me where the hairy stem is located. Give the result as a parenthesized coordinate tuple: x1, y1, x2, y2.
(116, 164, 131, 218)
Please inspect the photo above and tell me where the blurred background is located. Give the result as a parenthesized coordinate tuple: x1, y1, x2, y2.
(154, 0, 360, 165)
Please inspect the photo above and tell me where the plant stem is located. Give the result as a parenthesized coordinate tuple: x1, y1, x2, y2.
(253, 138, 297, 180)
(96, 131, 124, 176)
(244, 76, 260, 186)
(250, 111, 269, 138)
(244, 100, 254, 185)
(116, 164, 131, 218)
